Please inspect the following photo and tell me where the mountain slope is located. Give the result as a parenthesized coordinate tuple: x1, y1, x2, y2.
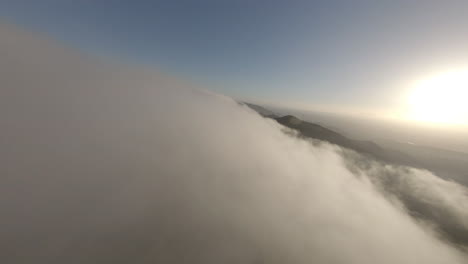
(246, 103, 468, 187)
(243, 102, 278, 118)
(274, 115, 413, 163)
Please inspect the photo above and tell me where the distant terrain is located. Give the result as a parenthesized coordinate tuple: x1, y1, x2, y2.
(245, 102, 468, 187)
(245, 102, 468, 247)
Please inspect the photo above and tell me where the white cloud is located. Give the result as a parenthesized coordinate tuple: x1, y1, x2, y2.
(1, 24, 467, 263)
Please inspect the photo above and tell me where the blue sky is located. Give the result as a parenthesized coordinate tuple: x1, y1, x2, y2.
(1, 0, 467, 116)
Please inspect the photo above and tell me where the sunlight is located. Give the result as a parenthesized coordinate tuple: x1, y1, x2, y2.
(406, 69, 468, 125)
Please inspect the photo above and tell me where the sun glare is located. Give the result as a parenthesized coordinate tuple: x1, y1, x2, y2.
(406, 69, 468, 125)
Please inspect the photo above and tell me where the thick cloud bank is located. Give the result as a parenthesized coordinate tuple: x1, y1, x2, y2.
(342, 149, 468, 248)
(1, 24, 467, 263)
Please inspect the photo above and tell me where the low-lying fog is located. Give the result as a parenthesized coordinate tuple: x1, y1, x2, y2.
(2, 24, 468, 263)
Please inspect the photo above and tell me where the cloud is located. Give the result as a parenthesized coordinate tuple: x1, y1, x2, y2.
(1, 24, 467, 263)
(342, 149, 468, 248)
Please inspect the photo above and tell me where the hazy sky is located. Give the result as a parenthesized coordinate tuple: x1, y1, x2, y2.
(1, 0, 467, 117)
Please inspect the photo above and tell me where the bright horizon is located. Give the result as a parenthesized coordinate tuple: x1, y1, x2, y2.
(1, 1, 467, 126)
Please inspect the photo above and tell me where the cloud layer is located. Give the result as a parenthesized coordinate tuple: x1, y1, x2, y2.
(342, 149, 468, 247)
(1, 24, 467, 263)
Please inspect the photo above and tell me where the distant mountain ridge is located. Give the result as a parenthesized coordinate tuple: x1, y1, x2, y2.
(244, 103, 414, 166)
(276, 115, 384, 155)
(243, 102, 278, 118)
(245, 102, 468, 187)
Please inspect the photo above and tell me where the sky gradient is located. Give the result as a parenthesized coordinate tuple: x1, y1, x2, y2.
(1, 0, 467, 118)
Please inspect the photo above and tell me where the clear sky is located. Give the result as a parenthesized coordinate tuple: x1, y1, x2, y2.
(1, 0, 467, 120)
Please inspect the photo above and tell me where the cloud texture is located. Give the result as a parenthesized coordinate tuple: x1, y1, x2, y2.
(1, 24, 467, 263)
